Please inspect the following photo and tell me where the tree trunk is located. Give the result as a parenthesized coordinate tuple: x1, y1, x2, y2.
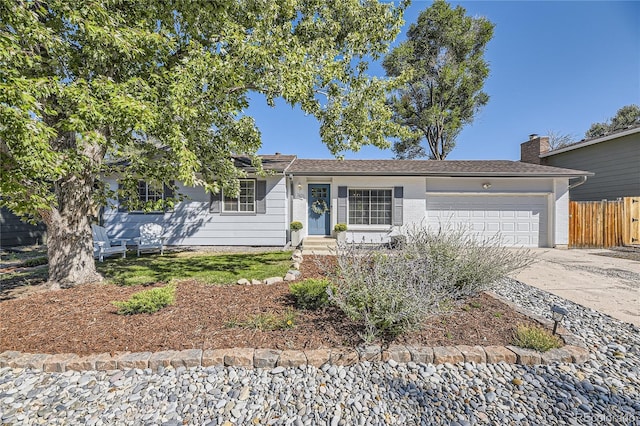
(41, 173, 103, 289)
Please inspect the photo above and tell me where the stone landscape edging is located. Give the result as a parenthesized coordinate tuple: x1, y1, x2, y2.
(0, 339, 590, 373)
(0, 251, 590, 373)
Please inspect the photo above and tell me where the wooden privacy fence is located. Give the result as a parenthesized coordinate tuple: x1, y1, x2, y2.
(569, 197, 640, 248)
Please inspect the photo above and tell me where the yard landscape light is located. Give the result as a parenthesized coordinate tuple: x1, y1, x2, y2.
(551, 305, 568, 335)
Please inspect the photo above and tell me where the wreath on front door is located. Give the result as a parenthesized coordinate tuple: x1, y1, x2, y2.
(311, 199, 329, 215)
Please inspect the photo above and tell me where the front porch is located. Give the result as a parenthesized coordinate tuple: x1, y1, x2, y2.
(301, 236, 336, 255)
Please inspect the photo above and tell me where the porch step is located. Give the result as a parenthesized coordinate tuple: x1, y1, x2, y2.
(302, 236, 336, 255)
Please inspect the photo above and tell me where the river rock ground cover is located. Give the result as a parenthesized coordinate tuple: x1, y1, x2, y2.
(0, 279, 638, 425)
(0, 256, 538, 355)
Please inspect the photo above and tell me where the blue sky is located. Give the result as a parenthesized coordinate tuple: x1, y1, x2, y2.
(249, 1, 640, 161)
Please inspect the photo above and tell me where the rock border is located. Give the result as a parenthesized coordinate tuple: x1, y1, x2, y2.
(0, 252, 590, 372)
(0, 338, 590, 373)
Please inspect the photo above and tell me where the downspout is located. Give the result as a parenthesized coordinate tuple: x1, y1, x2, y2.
(568, 175, 588, 190)
(285, 173, 294, 249)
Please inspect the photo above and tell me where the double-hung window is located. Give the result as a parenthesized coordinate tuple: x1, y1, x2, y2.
(223, 179, 255, 212)
(348, 189, 392, 225)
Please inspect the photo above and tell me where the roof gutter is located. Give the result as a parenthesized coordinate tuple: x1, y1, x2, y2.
(568, 175, 588, 190)
(290, 171, 590, 178)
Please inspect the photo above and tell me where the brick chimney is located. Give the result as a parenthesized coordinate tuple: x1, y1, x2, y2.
(520, 134, 550, 164)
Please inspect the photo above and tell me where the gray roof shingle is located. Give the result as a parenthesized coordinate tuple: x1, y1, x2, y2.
(234, 154, 297, 173)
(286, 159, 591, 177)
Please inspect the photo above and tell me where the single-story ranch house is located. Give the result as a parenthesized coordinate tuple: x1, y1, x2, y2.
(102, 155, 591, 248)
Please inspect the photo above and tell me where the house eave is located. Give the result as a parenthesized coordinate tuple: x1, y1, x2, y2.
(289, 171, 592, 178)
(541, 126, 640, 158)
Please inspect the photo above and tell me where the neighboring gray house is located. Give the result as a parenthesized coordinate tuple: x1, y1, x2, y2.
(520, 126, 640, 201)
(0, 207, 46, 248)
(103, 155, 590, 248)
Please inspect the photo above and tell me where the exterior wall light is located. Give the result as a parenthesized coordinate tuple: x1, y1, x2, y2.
(482, 182, 492, 190)
(551, 305, 568, 335)
(297, 183, 303, 191)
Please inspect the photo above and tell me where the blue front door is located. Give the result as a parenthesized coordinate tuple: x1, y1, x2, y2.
(308, 184, 331, 235)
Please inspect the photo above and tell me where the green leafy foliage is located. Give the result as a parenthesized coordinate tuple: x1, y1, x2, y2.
(513, 324, 562, 352)
(290, 221, 303, 231)
(112, 283, 176, 315)
(585, 104, 640, 138)
(289, 278, 335, 310)
(326, 225, 532, 342)
(0, 1, 406, 286)
(334, 223, 348, 232)
(383, 0, 494, 159)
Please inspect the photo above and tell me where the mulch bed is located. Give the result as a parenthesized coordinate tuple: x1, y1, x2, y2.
(0, 256, 540, 356)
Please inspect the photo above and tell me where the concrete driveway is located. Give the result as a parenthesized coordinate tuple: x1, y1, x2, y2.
(511, 248, 640, 326)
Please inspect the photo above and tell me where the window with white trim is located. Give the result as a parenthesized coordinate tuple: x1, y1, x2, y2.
(348, 189, 392, 225)
(223, 179, 255, 212)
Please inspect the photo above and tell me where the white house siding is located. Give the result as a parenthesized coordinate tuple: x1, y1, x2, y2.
(102, 176, 288, 246)
(553, 179, 570, 246)
(424, 177, 561, 248)
(290, 176, 427, 243)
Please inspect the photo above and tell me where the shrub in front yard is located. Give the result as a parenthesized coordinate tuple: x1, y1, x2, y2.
(513, 324, 562, 352)
(328, 225, 533, 342)
(289, 278, 335, 310)
(112, 283, 176, 315)
(234, 310, 296, 331)
(403, 224, 533, 297)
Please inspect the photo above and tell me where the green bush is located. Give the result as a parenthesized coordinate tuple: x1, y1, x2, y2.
(334, 223, 347, 232)
(290, 221, 303, 231)
(289, 278, 335, 310)
(112, 283, 176, 315)
(513, 324, 562, 352)
(237, 310, 295, 331)
(327, 225, 533, 342)
(22, 256, 48, 267)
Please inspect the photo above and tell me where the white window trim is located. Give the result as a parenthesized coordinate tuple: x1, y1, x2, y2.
(347, 187, 393, 226)
(222, 179, 256, 213)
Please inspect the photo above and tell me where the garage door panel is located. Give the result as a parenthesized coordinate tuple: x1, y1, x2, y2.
(517, 223, 530, 232)
(502, 223, 515, 232)
(486, 222, 500, 232)
(426, 195, 548, 247)
(472, 223, 485, 231)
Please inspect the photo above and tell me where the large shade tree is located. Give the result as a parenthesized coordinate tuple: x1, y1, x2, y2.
(0, 0, 405, 288)
(383, 0, 493, 160)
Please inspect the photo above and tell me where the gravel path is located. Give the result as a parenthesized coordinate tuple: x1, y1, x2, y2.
(1, 279, 639, 425)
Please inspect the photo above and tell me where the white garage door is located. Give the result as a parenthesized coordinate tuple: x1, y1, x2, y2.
(426, 195, 548, 247)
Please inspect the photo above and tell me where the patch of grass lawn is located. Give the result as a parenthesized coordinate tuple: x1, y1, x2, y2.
(0, 268, 49, 286)
(97, 251, 293, 286)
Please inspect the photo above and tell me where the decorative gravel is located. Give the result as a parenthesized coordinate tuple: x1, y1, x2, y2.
(1, 279, 639, 425)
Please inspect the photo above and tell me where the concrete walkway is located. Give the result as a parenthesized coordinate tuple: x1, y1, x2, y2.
(511, 248, 640, 326)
